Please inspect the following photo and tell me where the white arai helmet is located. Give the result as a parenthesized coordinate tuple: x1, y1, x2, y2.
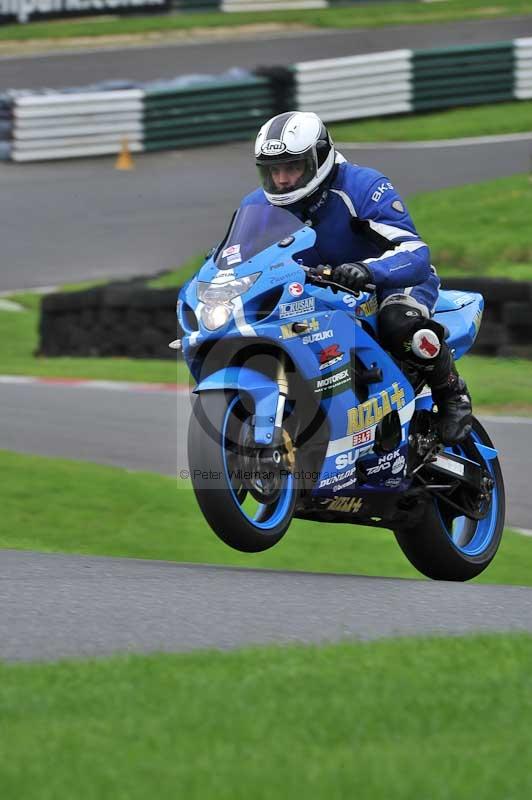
(254, 111, 336, 206)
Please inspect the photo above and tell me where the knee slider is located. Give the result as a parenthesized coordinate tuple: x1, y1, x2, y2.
(378, 303, 445, 363)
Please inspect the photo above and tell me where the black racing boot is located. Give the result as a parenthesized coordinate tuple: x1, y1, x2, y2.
(427, 346, 473, 444)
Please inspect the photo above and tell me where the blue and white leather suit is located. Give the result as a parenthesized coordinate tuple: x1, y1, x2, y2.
(241, 154, 439, 317)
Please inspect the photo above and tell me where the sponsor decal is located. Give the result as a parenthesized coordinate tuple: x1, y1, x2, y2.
(314, 367, 351, 398)
(323, 496, 363, 514)
(453, 294, 472, 306)
(346, 383, 406, 434)
(280, 317, 319, 340)
(261, 139, 287, 155)
(302, 329, 333, 345)
(269, 271, 302, 285)
(355, 296, 379, 317)
(335, 450, 357, 470)
(433, 455, 465, 477)
(288, 282, 304, 297)
(366, 449, 401, 477)
(412, 329, 441, 359)
(472, 308, 483, 336)
(319, 344, 344, 371)
(352, 430, 372, 447)
(319, 466, 357, 489)
(342, 294, 357, 308)
(371, 182, 394, 203)
(226, 255, 242, 266)
(212, 269, 236, 284)
(385, 477, 402, 488)
(405, 310, 420, 318)
(391, 455, 406, 475)
(391, 199, 405, 213)
(279, 298, 315, 318)
(222, 244, 240, 259)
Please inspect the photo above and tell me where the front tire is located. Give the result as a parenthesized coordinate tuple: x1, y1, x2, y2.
(394, 418, 505, 581)
(188, 390, 297, 553)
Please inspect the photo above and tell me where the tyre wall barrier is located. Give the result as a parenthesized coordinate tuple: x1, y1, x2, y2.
(2, 38, 531, 161)
(412, 42, 514, 112)
(515, 37, 532, 100)
(39, 285, 180, 360)
(293, 49, 412, 122)
(39, 278, 532, 360)
(9, 90, 144, 162)
(143, 74, 278, 152)
(0, 37, 532, 161)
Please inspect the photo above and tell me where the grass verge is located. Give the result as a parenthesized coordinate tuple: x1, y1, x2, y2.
(408, 174, 532, 280)
(331, 100, 532, 142)
(1, 449, 529, 586)
(1, 633, 531, 799)
(0, 1, 530, 41)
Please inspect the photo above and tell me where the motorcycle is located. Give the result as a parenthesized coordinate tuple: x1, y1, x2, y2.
(177, 204, 505, 581)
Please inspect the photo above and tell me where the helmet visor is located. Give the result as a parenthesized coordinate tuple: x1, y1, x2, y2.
(257, 155, 317, 197)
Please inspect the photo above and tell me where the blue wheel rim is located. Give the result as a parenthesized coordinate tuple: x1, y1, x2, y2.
(436, 429, 499, 556)
(221, 395, 295, 531)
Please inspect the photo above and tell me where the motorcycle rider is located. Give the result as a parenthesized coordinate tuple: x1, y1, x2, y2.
(241, 111, 472, 444)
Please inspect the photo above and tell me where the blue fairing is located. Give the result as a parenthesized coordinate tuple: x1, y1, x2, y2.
(178, 204, 494, 498)
(194, 367, 279, 445)
(434, 289, 484, 360)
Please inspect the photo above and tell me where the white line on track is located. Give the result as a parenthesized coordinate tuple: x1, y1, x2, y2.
(0, 375, 189, 394)
(514, 528, 532, 537)
(337, 133, 532, 149)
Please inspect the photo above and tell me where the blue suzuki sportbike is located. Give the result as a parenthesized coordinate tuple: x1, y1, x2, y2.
(177, 204, 505, 581)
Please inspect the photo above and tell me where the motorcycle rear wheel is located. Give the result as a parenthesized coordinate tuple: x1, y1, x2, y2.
(394, 418, 505, 581)
(188, 389, 297, 553)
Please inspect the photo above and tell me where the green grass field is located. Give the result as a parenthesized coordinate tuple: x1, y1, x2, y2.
(1, 449, 529, 586)
(0, 0, 530, 41)
(1, 633, 531, 799)
(408, 174, 532, 280)
(330, 100, 532, 142)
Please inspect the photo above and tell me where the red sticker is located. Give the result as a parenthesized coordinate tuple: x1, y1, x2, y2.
(288, 282, 304, 297)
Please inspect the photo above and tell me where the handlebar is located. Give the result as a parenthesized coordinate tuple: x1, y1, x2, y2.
(302, 264, 376, 295)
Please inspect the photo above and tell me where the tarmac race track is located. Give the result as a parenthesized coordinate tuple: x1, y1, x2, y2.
(1, 550, 531, 662)
(1, 17, 531, 90)
(0, 137, 531, 292)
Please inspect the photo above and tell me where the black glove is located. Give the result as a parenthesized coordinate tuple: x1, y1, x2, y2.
(330, 262, 373, 291)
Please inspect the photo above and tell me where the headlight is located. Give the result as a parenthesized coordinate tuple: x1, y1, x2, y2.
(196, 273, 261, 331)
(200, 304, 232, 331)
(197, 273, 260, 304)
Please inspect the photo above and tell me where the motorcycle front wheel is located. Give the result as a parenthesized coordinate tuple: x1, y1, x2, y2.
(187, 389, 297, 552)
(394, 417, 505, 581)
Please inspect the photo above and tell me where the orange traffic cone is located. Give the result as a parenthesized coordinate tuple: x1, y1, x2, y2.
(115, 138, 134, 171)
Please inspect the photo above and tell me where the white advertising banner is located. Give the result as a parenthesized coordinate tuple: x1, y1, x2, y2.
(0, 0, 168, 24)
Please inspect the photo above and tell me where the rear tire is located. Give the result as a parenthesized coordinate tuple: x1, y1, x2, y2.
(394, 418, 505, 581)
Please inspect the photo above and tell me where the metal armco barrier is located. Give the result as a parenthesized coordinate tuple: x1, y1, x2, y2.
(412, 42, 515, 111)
(294, 49, 412, 122)
(10, 90, 144, 162)
(515, 37, 532, 99)
(143, 75, 278, 151)
(2, 37, 532, 162)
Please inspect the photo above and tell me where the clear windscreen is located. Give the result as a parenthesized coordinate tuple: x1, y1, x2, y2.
(214, 204, 305, 270)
